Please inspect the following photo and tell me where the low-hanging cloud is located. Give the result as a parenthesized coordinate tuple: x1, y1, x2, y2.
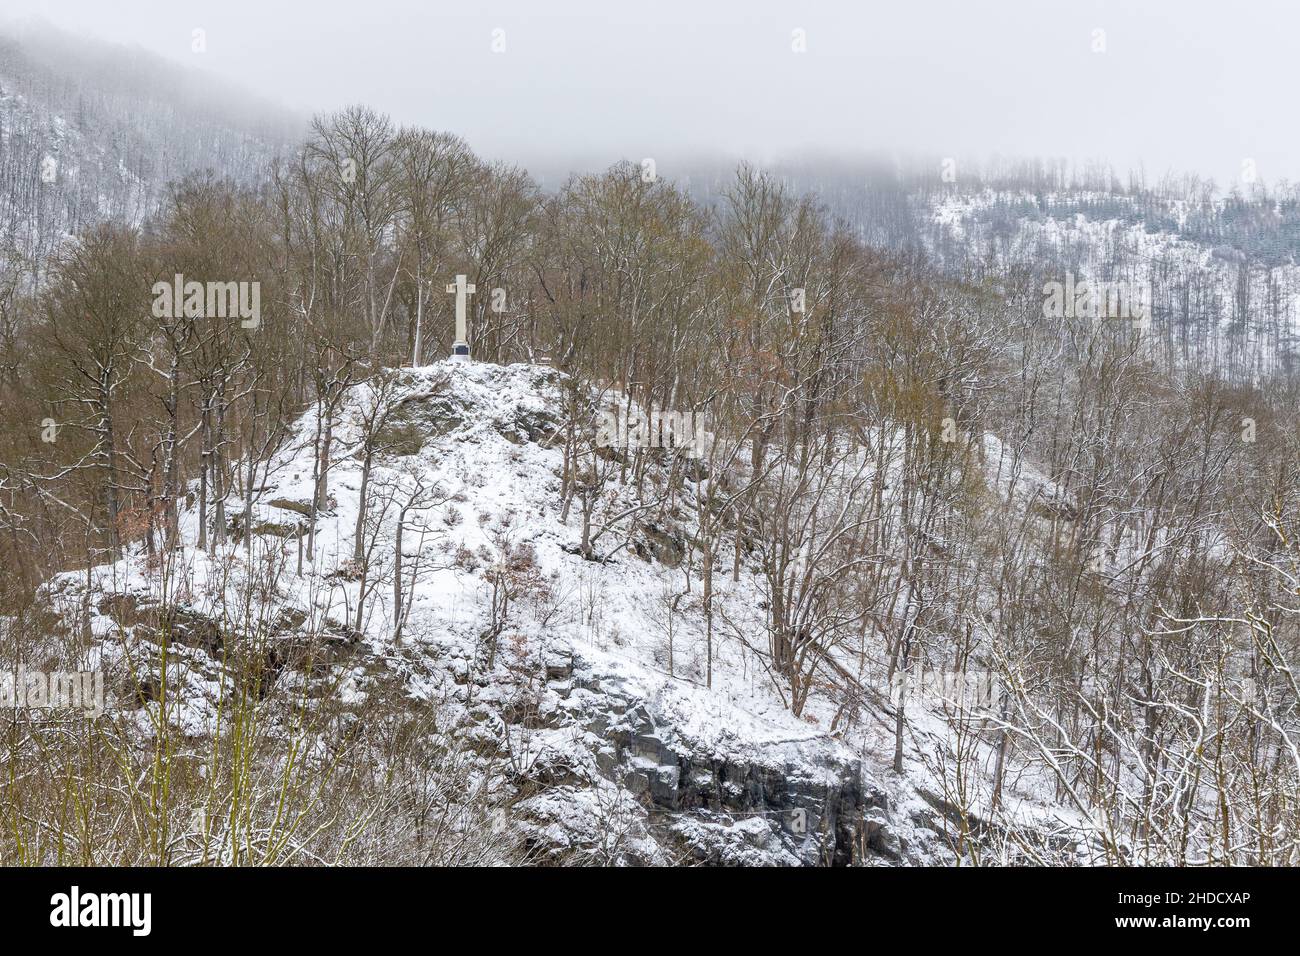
(4, 0, 1294, 189)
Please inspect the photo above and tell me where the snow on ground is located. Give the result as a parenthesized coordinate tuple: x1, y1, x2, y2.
(926, 189, 1300, 377)
(40, 359, 1101, 864)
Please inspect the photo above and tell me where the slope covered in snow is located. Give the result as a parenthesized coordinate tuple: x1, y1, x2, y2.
(38, 360, 1105, 865)
(0, 23, 296, 270)
(924, 188, 1300, 377)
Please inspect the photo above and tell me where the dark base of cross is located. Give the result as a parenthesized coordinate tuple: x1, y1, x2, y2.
(452, 344, 469, 356)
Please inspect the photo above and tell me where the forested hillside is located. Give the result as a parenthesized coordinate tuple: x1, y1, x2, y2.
(0, 22, 298, 279)
(2, 27, 1298, 866)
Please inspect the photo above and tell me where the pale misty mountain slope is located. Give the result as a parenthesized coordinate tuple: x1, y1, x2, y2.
(0, 22, 297, 264)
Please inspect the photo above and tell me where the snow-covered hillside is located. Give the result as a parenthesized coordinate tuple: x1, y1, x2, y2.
(925, 188, 1300, 377)
(37, 359, 1113, 865)
(0, 23, 295, 269)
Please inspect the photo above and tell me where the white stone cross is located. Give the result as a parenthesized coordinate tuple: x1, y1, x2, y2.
(446, 274, 476, 361)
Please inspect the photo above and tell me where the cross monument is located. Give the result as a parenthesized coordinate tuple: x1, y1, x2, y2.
(446, 274, 475, 362)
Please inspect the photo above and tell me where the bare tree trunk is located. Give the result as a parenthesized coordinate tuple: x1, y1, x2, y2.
(163, 353, 180, 551)
(101, 387, 121, 559)
(197, 393, 210, 552)
(354, 445, 373, 563)
(212, 376, 228, 547)
(893, 638, 911, 774)
(244, 431, 255, 563)
(308, 393, 323, 559)
(703, 533, 713, 688)
(393, 513, 404, 640)
(412, 280, 423, 367)
(317, 408, 334, 510)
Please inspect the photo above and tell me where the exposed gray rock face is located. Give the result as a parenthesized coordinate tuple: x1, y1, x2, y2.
(85, 587, 928, 865)
(530, 651, 916, 866)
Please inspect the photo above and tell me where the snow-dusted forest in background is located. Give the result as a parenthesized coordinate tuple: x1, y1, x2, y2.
(2, 19, 1300, 867)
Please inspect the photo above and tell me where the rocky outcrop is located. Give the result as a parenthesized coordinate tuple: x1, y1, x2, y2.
(47, 361, 964, 867)
(531, 651, 908, 866)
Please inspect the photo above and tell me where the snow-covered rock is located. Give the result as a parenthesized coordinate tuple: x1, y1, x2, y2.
(41, 360, 966, 865)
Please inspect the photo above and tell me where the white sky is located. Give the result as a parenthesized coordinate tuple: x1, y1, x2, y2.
(3, 0, 1296, 189)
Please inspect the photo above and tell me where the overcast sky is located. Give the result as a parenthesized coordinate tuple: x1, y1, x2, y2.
(4, 0, 1295, 188)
